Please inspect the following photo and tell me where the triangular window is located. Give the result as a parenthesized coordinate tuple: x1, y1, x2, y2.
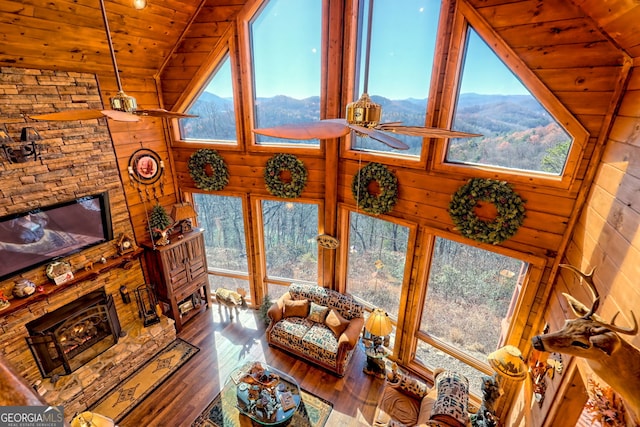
(180, 53, 237, 144)
(448, 28, 572, 175)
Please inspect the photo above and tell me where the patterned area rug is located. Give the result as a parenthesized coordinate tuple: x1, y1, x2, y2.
(192, 382, 333, 427)
(90, 338, 199, 423)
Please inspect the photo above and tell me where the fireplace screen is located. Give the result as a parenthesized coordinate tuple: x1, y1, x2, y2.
(26, 289, 121, 378)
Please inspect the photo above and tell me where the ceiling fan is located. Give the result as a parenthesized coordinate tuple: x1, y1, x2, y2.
(30, 0, 196, 123)
(252, 0, 480, 150)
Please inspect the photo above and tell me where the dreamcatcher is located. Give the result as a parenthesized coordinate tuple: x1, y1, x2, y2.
(127, 148, 166, 202)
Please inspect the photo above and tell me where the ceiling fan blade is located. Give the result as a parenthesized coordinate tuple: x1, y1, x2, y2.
(101, 110, 141, 122)
(349, 124, 409, 150)
(133, 109, 198, 119)
(29, 110, 108, 121)
(377, 124, 482, 139)
(253, 120, 350, 140)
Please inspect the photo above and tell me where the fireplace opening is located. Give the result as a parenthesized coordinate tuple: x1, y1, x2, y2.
(26, 288, 122, 379)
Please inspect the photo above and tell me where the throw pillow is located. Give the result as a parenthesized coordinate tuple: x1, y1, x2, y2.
(325, 309, 350, 337)
(394, 374, 429, 401)
(307, 302, 330, 323)
(283, 299, 309, 318)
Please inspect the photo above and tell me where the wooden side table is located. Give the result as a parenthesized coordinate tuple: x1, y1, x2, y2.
(363, 346, 390, 378)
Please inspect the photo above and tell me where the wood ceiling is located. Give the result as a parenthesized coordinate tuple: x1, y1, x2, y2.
(1, 0, 637, 100)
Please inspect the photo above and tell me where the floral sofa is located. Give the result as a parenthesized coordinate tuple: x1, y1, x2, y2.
(266, 283, 364, 376)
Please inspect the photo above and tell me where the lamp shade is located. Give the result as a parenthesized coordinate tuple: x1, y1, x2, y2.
(365, 308, 393, 337)
(488, 345, 528, 381)
(170, 202, 197, 222)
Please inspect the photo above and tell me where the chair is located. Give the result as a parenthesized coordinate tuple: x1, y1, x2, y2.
(373, 369, 471, 427)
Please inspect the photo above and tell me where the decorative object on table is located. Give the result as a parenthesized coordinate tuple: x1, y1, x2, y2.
(12, 278, 36, 298)
(45, 260, 74, 285)
(192, 373, 333, 427)
(89, 339, 198, 424)
(363, 308, 393, 378)
(0, 290, 10, 311)
(127, 148, 165, 202)
(449, 178, 526, 245)
(116, 233, 137, 255)
(264, 153, 308, 198)
(148, 203, 173, 244)
(170, 201, 197, 235)
(153, 226, 172, 246)
(134, 284, 161, 327)
(352, 162, 398, 215)
(188, 148, 229, 191)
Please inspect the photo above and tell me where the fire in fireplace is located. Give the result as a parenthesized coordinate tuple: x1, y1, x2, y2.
(26, 288, 122, 379)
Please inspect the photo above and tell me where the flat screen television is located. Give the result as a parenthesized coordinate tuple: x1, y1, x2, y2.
(0, 192, 114, 282)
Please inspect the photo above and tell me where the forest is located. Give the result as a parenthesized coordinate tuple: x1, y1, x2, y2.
(182, 92, 571, 173)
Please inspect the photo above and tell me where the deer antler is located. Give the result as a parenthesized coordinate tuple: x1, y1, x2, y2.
(593, 310, 639, 335)
(559, 264, 599, 317)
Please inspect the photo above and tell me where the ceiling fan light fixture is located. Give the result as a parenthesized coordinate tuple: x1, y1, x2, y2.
(132, 0, 147, 10)
(110, 91, 138, 113)
(346, 93, 381, 128)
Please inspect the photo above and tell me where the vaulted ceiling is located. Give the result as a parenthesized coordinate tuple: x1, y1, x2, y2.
(1, 1, 637, 104)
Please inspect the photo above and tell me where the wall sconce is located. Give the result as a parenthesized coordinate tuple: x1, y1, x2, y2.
(0, 125, 43, 164)
(488, 344, 563, 407)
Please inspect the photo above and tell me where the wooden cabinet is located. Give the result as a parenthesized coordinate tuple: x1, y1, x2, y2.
(142, 229, 210, 332)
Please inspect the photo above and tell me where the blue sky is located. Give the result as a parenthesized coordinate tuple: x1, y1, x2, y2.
(206, 0, 529, 99)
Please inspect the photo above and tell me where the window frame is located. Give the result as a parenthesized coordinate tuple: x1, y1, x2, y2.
(252, 195, 324, 291)
(402, 227, 547, 383)
(187, 190, 257, 301)
(432, 3, 589, 189)
(336, 203, 418, 356)
(170, 32, 246, 151)
(235, 0, 328, 155)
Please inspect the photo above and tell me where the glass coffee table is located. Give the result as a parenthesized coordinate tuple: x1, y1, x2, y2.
(231, 362, 301, 426)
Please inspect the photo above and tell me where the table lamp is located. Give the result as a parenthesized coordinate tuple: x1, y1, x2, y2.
(487, 345, 528, 381)
(171, 202, 197, 234)
(365, 308, 393, 350)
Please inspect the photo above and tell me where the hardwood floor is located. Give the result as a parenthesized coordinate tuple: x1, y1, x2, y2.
(120, 304, 383, 427)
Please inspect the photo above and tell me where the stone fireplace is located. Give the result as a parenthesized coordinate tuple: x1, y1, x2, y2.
(26, 289, 121, 379)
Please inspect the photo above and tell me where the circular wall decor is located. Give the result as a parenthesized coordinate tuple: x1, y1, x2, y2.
(449, 178, 526, 245)
(351, 162, 398, 215)
(128, 148, 164, 185)
(264, 153, 308, 199)
(188, 149, 229, 191)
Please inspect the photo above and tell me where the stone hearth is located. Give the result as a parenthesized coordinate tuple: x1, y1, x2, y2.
(34, 316, 176, 419)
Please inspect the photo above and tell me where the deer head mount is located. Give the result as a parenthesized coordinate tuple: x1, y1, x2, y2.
(531, 264, 639, 424)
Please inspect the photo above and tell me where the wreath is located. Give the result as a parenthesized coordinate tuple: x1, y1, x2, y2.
(188, 149, 229, 191)
(351, 162, 398, 215)
(264, 153, 308, 198)
(449, 178, 526, 245)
